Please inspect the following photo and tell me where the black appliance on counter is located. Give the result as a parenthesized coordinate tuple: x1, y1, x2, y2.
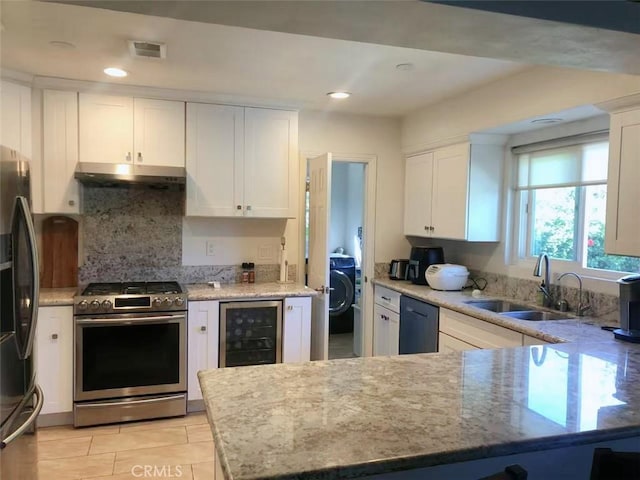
(613, 274, 640, 343)
(407, 246, 445, 285)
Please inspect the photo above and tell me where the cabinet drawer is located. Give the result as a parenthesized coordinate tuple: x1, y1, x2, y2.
(374, 286, 401, 313)
(439, 308, 521, 349)
(438, 332, 478, 353)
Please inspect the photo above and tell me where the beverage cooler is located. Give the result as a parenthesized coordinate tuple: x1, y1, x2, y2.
(219, 301, 282, 367)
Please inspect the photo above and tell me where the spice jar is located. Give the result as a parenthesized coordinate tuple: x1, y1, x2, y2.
(241, 262, 250, 283)
(248, 263, 256, 283)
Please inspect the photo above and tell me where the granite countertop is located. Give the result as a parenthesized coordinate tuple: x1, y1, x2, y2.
(38, 282, 316, 307)
(186, 282, 316, 301)
(199, 340, 640, 480)
(372, 278, 615, 344)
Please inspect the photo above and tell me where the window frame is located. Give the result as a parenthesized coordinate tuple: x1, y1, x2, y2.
(511, 137, 636, 281)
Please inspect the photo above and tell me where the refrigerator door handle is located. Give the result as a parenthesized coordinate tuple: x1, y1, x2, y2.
(0, 384, 43, 449)
(13, 196, 40, 360)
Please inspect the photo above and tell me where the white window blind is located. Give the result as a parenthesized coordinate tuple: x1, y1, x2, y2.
(515, 139, 609, 190)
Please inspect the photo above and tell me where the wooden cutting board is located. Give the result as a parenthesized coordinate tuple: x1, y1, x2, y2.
(41, 216, 78, 288)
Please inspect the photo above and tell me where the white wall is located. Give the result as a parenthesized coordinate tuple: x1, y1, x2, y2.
(402, 65, 640, 153)
(299, 110, 410, 263)
(330, 162, 364, 259)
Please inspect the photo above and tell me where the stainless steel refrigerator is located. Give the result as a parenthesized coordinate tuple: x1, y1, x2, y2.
(0, 145, 43, 478)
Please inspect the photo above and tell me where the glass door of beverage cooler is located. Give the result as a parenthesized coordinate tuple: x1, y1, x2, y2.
(219, 301, 282, 367)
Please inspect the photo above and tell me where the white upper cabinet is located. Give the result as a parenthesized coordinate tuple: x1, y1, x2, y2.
(403, 139, 504, 241)
(79, 94, 133, 164)
(243, 107, 298, 218)
(133, 98, 185, 167)
(42, 90, 80, 214)
(1, 80, 32, 158)
(186, 103, 244, 216)
(186, 104, 298, 218)
(404, 152, 434, 237)
(79, 94, 185, 167)
(605, 107, 640, 256)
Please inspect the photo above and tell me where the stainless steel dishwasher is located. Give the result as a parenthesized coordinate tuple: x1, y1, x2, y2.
(399, 296, 439, 354)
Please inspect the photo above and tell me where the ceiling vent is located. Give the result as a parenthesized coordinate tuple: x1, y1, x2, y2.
(128, 40, 166, 59)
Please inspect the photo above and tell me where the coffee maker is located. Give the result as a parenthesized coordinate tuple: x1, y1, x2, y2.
(407, 246, 445, 285)
(613, 274, 640, 343)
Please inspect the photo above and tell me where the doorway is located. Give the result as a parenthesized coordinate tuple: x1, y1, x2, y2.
(300, 153, 376, 361)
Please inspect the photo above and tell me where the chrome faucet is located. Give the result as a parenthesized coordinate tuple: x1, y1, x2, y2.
(533, 253, 553, 307)
(557, 272, 591, 316)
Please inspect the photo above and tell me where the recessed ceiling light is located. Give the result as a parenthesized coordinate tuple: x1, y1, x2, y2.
(531, 118, 563, 125)
(396, 63, 414, 71)
(327, 92, 350, 99)
(103, 67, 128, 78)
(49, 40, 76, 49)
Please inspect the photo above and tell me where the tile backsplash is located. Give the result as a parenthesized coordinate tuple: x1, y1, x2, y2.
(78, 186, 295, 284)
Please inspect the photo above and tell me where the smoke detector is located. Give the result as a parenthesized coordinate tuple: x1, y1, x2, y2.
(128, 40, 166, 59)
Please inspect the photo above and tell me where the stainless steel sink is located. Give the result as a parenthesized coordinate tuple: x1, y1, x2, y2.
(500, 310, 571, 321)
(465, 300, 531, 313)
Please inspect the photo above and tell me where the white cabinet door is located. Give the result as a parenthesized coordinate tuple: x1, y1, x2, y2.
(36, 307, 73, 415)
(404, 152, 433, 236)
(133, 98, 185, 167)
(438, 332, 478, 353)
(605, 108, 640, 256)
(244, 108, 298, 218)
(373, 304, 388, 356)
(43, 90, 80, 214)
(79, 93, 133, 164)
(432, 143, 469, 240)
(387, 310, 400, 356)
(1, 80, 31, 158)
(373, 303, 399, 356)
(187, 301, 219, 401)
(186, 103, 244, 216)
(282, 297, 312, 363)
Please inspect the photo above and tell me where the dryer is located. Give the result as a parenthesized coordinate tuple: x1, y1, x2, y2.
(329, 254, 356, 334)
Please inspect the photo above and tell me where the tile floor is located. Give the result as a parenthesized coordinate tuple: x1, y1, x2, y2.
(328, 332, 357, 359)
(36, 413, 214, 480)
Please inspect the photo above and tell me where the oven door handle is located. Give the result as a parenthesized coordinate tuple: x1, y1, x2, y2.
(75, 315, 185, 325)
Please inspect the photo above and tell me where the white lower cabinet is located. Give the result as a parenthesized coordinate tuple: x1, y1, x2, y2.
(36, 306, 73, 415)
(282, 297, 312, 363)
(373, 303, 399, 356)
(187, 300, 219, 401)
(439, 308, 522, 350)
(523, 335, 549, 346)
(438, 332, 479, 353)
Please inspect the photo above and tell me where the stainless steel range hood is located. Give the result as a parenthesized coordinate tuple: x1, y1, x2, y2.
(74, 162, 186, 188)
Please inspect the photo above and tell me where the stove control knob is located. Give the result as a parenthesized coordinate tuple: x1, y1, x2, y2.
(152, 297, 162, 307)
(162, 297, 173, 307)
(174, 297, 185, 307)
(90, 300, 101, 310)
(101, 300, 112, 310)
(77, 300, 88, 311)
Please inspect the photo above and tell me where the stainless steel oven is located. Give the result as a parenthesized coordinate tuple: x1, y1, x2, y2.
(220, 300, 282, 367)
(73, 282, 187, 427)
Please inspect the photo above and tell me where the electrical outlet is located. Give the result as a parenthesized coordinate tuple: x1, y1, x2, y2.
(206, 241, 215, 257)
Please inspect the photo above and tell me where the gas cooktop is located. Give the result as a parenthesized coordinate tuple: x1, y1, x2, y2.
(74, 281, 187, 315)
(81, 282, 183, 296)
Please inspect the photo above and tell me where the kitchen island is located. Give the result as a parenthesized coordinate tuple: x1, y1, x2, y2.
(199, 339, 640, 479)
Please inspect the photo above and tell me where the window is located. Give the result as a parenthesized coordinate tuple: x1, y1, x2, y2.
(515, 137, 640, 273)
